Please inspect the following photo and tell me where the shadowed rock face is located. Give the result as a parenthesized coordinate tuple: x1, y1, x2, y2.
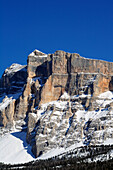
(0, 64, 27, 96)
(1, 49, 113, 157)
(27, 50, 52, 78)
(109, 76, 113, 91)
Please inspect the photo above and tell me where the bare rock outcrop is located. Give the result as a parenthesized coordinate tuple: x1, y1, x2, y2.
(0, 96, 15, 127)
(30, 50, 113, 105)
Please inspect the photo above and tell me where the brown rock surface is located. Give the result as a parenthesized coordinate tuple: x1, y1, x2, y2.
(0, 96, 15, 127)
(28, 50, 113, 105)
(14, 78, 32, 120)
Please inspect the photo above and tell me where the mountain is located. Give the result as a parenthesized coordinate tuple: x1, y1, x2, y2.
(0, 49, 113, 164)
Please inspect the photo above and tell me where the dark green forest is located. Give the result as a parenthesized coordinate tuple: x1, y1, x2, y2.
(1, 145, 113, 170)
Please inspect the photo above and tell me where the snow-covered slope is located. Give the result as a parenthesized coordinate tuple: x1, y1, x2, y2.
(0, 129, 113, 164)
(3, 64, 26, 76)
(0, 130, 82, 164)
(0, 131, 35, 164)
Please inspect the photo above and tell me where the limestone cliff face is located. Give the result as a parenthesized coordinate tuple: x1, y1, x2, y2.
(0, 96, 15, 127)
(0, 49, 113, 157)
(26, 50, 113, 157)
(28, 50, 113, 106)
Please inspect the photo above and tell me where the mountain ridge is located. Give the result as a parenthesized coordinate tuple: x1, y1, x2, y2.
(0, 49, 113, 160)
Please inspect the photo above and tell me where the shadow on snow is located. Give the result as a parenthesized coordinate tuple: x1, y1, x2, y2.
(11, 131, 35, 159)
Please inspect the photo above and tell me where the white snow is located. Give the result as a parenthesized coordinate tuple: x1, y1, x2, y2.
(96, 91, 113, 107)
(60, 92, 70, 100)
(0, 92, 22, 111)
(0, 131, 35, 164)
(34, 54, 47, 58)
(4, 64, 26, 76)
(98, 91, 113, 99)
(29, 52, 35, 57)
(71, 94, 91, 100)
(29, 49, 47, 58)
(79, 94, 91, 98)
(39, 142, 83, 160)
(40, 100, 68, 111)
(0, 97, 13, 111)
(76, 109, 110, 123)
(34, 49, 43, 53)
(104, 138, 113, 145)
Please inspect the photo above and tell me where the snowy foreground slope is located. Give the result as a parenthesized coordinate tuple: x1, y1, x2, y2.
(0, 131, 34, 164)
(0, 128, 113, 164)
(0, 129, 83, 164)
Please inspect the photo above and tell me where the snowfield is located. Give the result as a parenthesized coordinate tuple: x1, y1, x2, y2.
(0, 131, 35, 164)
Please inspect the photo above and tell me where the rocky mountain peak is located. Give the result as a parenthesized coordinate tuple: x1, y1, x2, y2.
(29, 49, 47, 57)
(3, 63, 26, 76)
(1, 50, 113, 158)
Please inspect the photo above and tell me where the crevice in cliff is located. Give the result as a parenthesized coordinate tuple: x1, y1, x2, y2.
(109, 76, 113, 91)
(64, 54, 72, 94)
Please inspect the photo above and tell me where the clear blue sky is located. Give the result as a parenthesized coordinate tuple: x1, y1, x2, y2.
(0, 0, 113, 77)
